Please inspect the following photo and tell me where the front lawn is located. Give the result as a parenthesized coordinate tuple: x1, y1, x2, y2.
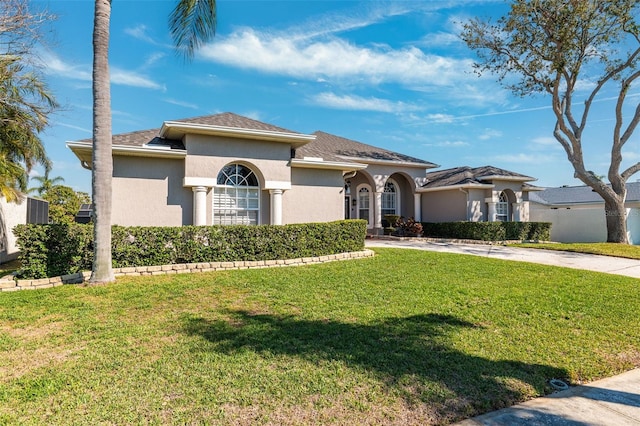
(512, 242, 640, 260)
(1, 248, 638, 425)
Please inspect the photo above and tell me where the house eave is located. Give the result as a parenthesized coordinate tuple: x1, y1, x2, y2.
(160, 121, 315, 148)
(66, 141, 187, 168)
(418, 183, 495, 193)
(336, 155, 438, 169)
(477, 175, 536, 182)
(290, 158, 368, 172)
(523, 185, 545, 192)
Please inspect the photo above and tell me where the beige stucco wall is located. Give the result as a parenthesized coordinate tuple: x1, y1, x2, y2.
(362, 164, 425, 192)
(112, 156, 191, 226)
(530, 202, 640, 244)
(283, 168, 345, 224)
(421, 190, 468, 222)
(0, 198, 27, 263)
(184, 134, 292, 185)
(465, 189, 487, 222)
(530, 203, 605, 243)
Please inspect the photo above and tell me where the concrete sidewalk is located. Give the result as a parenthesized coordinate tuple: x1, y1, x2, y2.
(455, 368, 640, 425)
(366, 238, 640, 425)
(365, 238, 640, 278)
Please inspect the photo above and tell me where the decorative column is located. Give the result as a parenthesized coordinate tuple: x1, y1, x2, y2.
(414, 193, 422, 222)
(374, 191, 383, 230)
(512, 202, 523, 222)
(192, 186, 207, 226)
(269, 189, 283, 225)
(485, 198, 497, 222)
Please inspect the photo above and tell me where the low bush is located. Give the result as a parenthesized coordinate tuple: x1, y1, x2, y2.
(421, 221, 551, 242)
(14, 220, 367, 279)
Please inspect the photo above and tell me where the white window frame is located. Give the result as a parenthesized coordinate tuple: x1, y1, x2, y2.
(213, 164, 261, 225)
(496, 191, 509, 222)
(381, 179, 400, 218)
(357, 184, 372, 228)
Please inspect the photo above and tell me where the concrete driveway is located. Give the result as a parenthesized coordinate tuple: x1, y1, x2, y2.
(365, 238, 640, 278)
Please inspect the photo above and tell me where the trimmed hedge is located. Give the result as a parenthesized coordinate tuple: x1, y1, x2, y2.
(13, 220, 367, 279)
(421, 221, 551, 242)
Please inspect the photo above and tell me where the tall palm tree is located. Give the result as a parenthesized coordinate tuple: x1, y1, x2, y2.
(90, 0, 217, 284)
(28, 169, 64, 196)
(0, 57, 55, 202)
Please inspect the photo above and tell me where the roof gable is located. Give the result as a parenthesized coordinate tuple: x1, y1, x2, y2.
(422, 165, 535, 189)
(173, 112, 299, 134)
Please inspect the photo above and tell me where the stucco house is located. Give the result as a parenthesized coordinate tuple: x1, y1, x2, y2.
(0, 197, 49, 263)
(67, 112, 539, 234)
(530, 183, 640, 244)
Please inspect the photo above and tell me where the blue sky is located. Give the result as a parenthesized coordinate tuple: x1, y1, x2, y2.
(32, 0, 640, 194)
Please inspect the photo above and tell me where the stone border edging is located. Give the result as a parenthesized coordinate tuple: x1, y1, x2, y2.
(0, 249, 375, 292)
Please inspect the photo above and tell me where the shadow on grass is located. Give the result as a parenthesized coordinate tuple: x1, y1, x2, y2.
(183, 311, 568, 420)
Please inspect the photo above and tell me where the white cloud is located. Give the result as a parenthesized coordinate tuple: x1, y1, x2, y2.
(240, 110, 264, 121)
(426, 113, 455, 123)
(164, 98, 199, 110)
(40, 51, 92, 81)
(198, 28, 473, 86)
(491, 153, 558, 163)
(124, 24, 158, 45)
(478, 128, 503, 140)
(57, 122, 92, 134)
(111, 67, 165, 90)
(424, 140, 469, 147)
(142, 52, 166, 68)
(417, 32, 460, 48)
(41, 51, 164, 90)
(312, 92, 421, 113)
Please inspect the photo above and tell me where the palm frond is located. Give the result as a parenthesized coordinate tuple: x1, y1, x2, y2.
(169, 0, 217, 60)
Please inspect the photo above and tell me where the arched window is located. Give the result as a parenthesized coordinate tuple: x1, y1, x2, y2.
(214, 164, 260, 225)
(496, 191, 509, 222)
(381, 181, 398, 217)
(358, 187, 370, 224)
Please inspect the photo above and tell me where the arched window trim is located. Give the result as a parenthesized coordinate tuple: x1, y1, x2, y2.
(496, 191, 509, 222)
(381, 178, 400, 218)
(214, 163, 261, 225)
(356, 184, 373, 228)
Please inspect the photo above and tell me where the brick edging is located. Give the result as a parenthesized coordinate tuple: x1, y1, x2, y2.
(0, 249, 375, 292)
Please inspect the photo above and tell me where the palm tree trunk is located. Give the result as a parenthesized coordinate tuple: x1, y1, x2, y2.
(90, 0, 114, 283)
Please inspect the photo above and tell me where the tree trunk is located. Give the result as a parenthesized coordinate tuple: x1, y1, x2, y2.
(90, 0, 115, 284)
(604, 197, 629, 243)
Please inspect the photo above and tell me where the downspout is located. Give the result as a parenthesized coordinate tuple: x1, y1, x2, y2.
(343, 170, 358, 179)
(459, 187, 470, 221)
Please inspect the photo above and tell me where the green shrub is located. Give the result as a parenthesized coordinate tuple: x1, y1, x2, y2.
(14, 220, 367, 279)
(421, 221, 551, 242)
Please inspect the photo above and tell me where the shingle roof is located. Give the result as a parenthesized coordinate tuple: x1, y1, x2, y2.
(422, 166, 535, 189)
(170, 112, 300, 134)
(75, 113, 435, 167)
(79, 112, 302, 149)
(530, 182, 640, 205)
(296, 131, 437, 166)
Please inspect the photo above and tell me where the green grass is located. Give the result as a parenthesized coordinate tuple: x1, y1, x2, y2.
(512, 242, 640, 260)
(0, 248, 638, 425)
